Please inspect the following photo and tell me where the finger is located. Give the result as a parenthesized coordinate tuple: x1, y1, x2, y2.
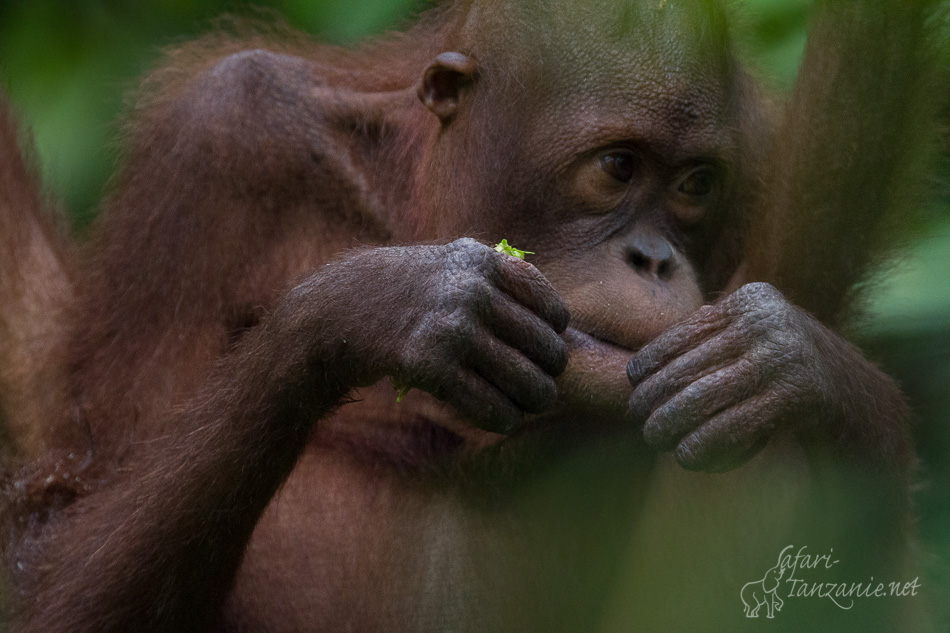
(430, 366, 525, 435)
(492, 256, 570, 333)
(640, 357, 761, 450)
(673, 394, 779, 472)
(486, 293, 569, 376)
(628, 332, 747, 424)
(626, 305, 730, 386)
(468, 328, 558, 414)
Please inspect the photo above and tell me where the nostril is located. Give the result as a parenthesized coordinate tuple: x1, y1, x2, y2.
(628, 250, 648, 271)
(625, 235, 675, 280)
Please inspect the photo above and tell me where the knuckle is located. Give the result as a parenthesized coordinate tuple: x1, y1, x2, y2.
(730, 283, 789, 324)
(446, 238, 491, 270)
(737, 281, 784, 303)
(677, 380, 707, 412)
(693, 302, 720, 321)
(448, 236, 481, 252)
(735, 305, 778, 341)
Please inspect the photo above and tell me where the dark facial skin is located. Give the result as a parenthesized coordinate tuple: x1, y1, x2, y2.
(0, 0, 938, 631)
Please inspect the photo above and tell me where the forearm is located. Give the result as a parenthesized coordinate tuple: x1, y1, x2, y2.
(749, 1, 939, 324)
(807, 328, 913, 475)
(14, 314, 347, 633)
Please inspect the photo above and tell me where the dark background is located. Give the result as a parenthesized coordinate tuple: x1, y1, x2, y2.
(1, 0, 947, 628)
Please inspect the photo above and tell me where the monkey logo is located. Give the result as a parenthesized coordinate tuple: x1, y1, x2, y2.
(740, 564, 785, 619)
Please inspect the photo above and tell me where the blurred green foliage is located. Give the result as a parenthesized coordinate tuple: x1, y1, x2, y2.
(0, 0, 947, 629)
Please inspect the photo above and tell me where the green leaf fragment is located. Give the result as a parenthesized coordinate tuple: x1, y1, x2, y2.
(494, 239, 534, 260)
(392, 378, 411, 402)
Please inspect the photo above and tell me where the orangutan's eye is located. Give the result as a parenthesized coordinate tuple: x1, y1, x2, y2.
(678, 167, 716, 197)
(599, 151, 636, 183)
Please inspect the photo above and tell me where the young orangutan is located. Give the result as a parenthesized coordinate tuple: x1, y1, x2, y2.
(0, 1, 941, 631)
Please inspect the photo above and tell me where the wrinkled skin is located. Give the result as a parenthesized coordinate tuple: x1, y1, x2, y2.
(294, 238, 570, 433)
(630, 282, 830, 471)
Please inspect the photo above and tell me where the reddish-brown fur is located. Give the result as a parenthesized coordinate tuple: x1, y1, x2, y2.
(0, 1, 942, 632)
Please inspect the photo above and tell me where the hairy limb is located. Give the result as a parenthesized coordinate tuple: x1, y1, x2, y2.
(627, 282, 911, 474)
(747, 1, 945, 325)
(47, 47, 418, 464)
(10, 42, 569, 631)
(13, 237, 567, 633)
(13, 309, 342, 633)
